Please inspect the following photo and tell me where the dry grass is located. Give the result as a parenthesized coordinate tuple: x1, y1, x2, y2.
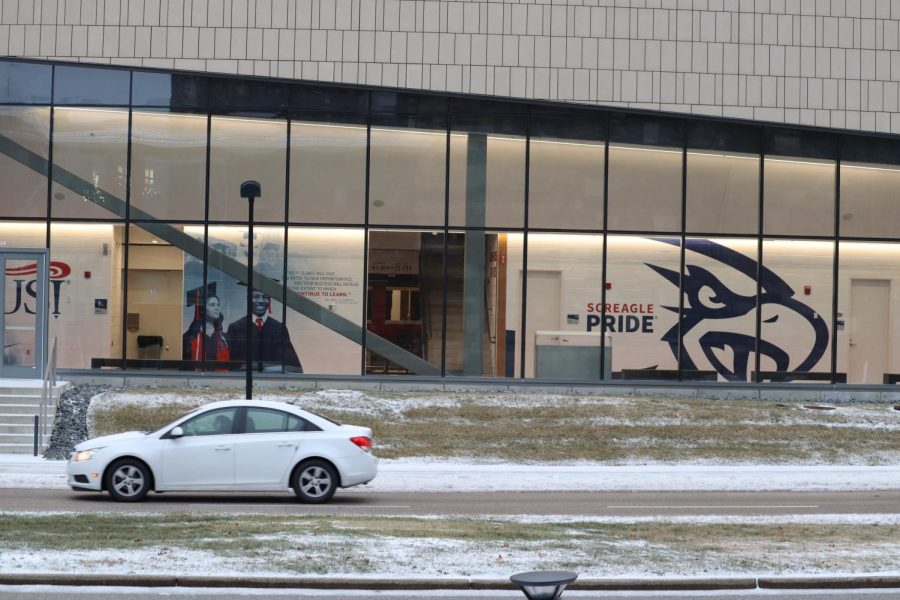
(88, 389, 900, 464)
(2, 512, 898, 576)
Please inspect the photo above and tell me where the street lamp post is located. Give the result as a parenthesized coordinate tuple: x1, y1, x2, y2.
(509, 571, 578, 600)
(240, 180, 261, 401)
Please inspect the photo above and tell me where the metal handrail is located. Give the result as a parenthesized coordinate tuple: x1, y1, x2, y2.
(36, 337, 58, 456)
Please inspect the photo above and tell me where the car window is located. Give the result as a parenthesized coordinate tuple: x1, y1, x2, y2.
(179, 408, 238, 437)
(244, 407, 321, 433)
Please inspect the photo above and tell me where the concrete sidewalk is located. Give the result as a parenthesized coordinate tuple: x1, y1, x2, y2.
(1, 573, 900, 592)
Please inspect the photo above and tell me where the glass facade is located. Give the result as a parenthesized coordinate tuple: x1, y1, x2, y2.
(3, 58, 900, 385)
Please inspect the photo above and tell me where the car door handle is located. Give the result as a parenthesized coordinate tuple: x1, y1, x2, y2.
(277, 443, 295, 448)
(214, 446, 231, 452)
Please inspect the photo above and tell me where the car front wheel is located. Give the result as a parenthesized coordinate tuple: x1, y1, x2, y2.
(292, 459, 338, 504)
(105, 458, 151, 502)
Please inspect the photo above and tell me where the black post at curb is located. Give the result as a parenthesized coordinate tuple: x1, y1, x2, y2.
(32, 415, 38, 456)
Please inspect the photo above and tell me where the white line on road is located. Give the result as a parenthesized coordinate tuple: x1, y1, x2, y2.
(606, 505, 820, 509)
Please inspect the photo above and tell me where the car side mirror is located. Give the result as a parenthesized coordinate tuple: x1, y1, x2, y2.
(169, 426, 184, 439)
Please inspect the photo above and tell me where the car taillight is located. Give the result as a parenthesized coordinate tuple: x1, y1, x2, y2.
(350, 436, 372, 452)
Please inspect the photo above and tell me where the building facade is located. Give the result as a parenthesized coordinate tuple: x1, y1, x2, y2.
(1, 1, 899, 386)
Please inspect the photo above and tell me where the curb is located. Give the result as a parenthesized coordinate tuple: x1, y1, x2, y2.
(2, 574, 900, 591)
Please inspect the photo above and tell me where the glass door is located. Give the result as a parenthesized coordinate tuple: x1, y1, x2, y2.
(1, 251, 47, 378)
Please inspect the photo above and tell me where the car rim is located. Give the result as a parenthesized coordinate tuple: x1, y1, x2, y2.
(299, 466, 331, 497)
(112, 465, 145, 497)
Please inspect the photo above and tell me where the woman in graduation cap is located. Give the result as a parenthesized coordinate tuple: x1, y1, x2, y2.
(182, 293, 231, 365)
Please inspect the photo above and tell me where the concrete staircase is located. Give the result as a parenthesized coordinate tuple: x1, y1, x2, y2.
(0, 380, 68, 455)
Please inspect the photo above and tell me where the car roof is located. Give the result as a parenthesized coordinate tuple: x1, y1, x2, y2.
(189, 399, 335, 428)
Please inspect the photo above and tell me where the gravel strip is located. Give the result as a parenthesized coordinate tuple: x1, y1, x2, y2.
(43, 385, 113, 460)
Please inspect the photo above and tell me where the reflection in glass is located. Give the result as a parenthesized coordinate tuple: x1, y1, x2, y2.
(0, 61, 52, 103)
(605, 235, 680, 378)
(369, 116, 446, 226)
(286, 228, 364, 374)
(289, 118, 366, 224)
(49, 223, 124, 368)
(0, 107, 50, 218)
(51, 108, 128, 219)
(759, 239, 833, 382)
(209, 115, 287, 222)
(445, 231, 522, 378)
(686, 151, 758, 234)
(130, 111, 207, 221)
(764, 156, 835, 237)
(837, 242, 900, 384)
(53, 66, 130, 105)
(524, 233, 604, 379)
(448, 117, 526, 229)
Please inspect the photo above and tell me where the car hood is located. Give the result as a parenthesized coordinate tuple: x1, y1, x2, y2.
(74, 431, 147, 451)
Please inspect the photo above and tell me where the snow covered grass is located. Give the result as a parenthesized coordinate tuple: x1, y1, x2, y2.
(1, 512, 899, 578)
(88, 388, 900, 465)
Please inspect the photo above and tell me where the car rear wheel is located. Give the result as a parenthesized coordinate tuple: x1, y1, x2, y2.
(292, 459, 338, 504)
(105, 459, 151, 502)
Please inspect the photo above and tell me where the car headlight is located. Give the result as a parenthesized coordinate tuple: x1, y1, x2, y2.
(72, 448, 103, 462)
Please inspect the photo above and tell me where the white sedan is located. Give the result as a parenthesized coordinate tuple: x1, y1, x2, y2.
(67, 399, 377, 503)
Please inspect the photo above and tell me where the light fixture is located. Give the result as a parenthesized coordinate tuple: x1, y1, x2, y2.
(510, 571, 578, 600)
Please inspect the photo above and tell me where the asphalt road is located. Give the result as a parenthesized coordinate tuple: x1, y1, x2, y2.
(1, 586, 900, 599)
(2, 487, 898, 516)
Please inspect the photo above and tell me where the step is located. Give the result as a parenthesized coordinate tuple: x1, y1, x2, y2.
(0, 422, 51, 434)
(0, 403, 52, 415)
(0, 442, 42, 454)
(0, 413, 46, 424)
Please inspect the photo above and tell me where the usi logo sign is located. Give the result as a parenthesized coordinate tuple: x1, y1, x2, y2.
(5, 261, 71, 318)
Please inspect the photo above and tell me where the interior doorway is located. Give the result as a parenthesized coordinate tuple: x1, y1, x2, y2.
(523, 270, 561, 378)
(849, 279, 890, 384)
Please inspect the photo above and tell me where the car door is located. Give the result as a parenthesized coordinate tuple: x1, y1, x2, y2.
(233, 407, 319, 488)
(158, 407, 238, 489)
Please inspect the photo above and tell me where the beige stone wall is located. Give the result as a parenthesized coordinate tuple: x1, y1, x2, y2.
(3, 0, 900, 133)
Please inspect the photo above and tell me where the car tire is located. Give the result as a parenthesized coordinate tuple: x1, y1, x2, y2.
(292, 459, 338, 504)
(105, 458, 151, 502)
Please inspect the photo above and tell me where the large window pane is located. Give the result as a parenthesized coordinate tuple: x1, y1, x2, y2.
(132, 72, 208, 108)
(126, 224, 190, 365)
(837, 242, 900, 384)
(686, 121, 759, 234)
(0, 61, 52, 103)
(289, 115, 366, 224)
(369, 115, 446, 227)
(528, 116, 604, 230)
(209, 114, 287, 222)
(608, 116, 682, 232)
(448, 116, 526, 229)
(194, 227, 288, 372)
(0, 222, 49, 370)
(764, 130, 836, 237)
(679, 238, 758, 382)
(759, 240, 833, 382)
(53, 66, 130, 106)
(50, 223, 124, 369)
(606, 236, 680, 378)
(524, 233, 604, 380)
(52, 107, 128, 220)
(366, 230, 442, 374)
(194, 226, 289, 371)
(0, 106, 49, 218)
(286, 227, 364, 375)
(445, 231, 522, 378)
(840, 136, 900, 239)
(130, 110, 207, 221)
